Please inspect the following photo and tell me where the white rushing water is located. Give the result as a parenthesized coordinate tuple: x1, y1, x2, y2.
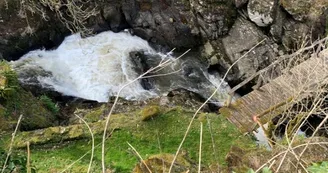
(11, 31, 232, 103)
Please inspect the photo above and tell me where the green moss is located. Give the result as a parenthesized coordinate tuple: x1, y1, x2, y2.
(10, 108, 254, 172)
(0, 61, 19, 99)
(0, 61, 57, 131)
(84, 105, 105, 123)
(39, 95, 59, 115)
(139, 105, 160, 121)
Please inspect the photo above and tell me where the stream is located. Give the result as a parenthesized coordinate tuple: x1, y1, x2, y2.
(10, 31, 232, 105)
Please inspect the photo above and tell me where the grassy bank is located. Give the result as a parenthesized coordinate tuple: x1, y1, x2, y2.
(1, 108, 254, 172)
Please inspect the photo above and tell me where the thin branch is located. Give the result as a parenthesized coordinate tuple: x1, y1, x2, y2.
(101, 50, 189, 172)
(74, 113, 95, 173)
(168, 39, 267, 173)
(198, 123, 203, 173)
(1, 114, 23, 173)
(127, 142, 152, 173)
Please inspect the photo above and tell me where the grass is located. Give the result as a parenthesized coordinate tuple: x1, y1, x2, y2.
(4, 108, 254, 172)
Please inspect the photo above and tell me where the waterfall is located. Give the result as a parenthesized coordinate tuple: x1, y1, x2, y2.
(11, 31, 232, 105)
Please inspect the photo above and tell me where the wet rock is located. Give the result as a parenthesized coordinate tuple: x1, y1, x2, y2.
(247, 0, 277, 27)
(234, 0, 249, 8)
(101, 4, 129, 32)
(221, 17, 277, 84)
(0, 0, 120, 61)
(280, 0, 328, 22)
(190, 0, 237, 40)
(122, 0, 200, 49)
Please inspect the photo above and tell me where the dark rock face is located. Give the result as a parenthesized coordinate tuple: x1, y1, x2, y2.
(121, 0, 200, 48)
(1, 0, 327, 98)
(234, 0, 248, 8)
(221, 17, 277, 83)
(190, 0, 237, 39)
(0, 0, 69, 61)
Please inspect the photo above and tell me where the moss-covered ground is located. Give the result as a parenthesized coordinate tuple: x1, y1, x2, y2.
(0, 107, 255, 172)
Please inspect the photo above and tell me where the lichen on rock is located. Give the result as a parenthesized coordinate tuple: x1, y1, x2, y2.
(139, 105, 161, 121)
(248, 0, 277, 27)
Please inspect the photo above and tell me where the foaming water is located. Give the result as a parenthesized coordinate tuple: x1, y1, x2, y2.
(11, 31, 232, 104)
(11, 31, 159, 102)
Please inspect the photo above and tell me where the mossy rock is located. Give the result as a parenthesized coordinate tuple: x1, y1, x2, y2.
(11, 121, 108, 148)
(139, 105, 161, 121)
(12, 90, 58, 130)
(0, 61, 57, 131)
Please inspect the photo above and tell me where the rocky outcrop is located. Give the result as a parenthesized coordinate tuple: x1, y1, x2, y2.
(0, 0, 238, 61)
(234, 0, 248, 8)
(1, 0, 327, 98)
(221, 17, 277, 83)
(122, 0, 200, 48)
(189, 0, 237, 40)
(280, 0, 328, 22)
(0, 0, 69, 61)
(248, 0, 277, 27)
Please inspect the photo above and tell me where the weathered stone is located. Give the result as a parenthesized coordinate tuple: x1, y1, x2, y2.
(248, 0, 277, 27)
(270, 8, 287, 42)
(221, 17, 277, 83)
(190, 0, 237, 40)
(234, 0, 249, 8)
(0, 0, 69, 61)
(280, 0, 328, 22)
(102, 4, 129, 32)
(281, 20, 309, 51)
(122, 0, 200, 49)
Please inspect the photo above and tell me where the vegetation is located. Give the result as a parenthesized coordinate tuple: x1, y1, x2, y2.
(307, 161, 328, 173)
(39, 95, 59, 115)
(0, 148, 35, 173)
(0, 108, 254, 172)
(0, 61, 19, 100)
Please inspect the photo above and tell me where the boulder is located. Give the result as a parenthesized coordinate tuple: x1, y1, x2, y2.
(234, 0, 249, 8)
(190, 0, 237, 40)
(280, 0, 328, 22)
(281, 19, 310, 51)
(247, 0, 277, 27)
(221, 17, 277, 84)
(270, 7, 287, 42)
(122, 0, 200, 49)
